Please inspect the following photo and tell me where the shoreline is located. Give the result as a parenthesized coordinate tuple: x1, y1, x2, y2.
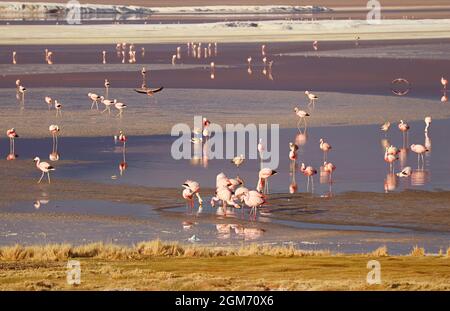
(1, 19, 450, 45)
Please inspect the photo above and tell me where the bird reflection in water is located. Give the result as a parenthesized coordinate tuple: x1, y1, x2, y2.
(384, 173, 397, 193)
(216, 223, 265, 240)
(49, 124, 60, 162)
(411, 169, 430, 186)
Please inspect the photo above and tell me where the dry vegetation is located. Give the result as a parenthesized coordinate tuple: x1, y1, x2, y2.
(0, 241, 449, 291)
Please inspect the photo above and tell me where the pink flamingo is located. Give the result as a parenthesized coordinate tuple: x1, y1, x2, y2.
(212, 186, 240, 215)
(243, 191, 266, 220)
(294, 107, 310, 132)
(257, 168, 277, 194)
(182, 187, 194, 209)
(289, 142, 298, 171)
(424, 116, 432, 133)
(33, 157, 55, 184)
(305, 91, 318, 108)
(6, 128, 18, 155)
(384, 148, 398, 174)
(45, 96, 53, 110)
(182, 180, 203, 206)
(88, 93, 103, 110)
(410, 144, 429, 169)
(257, 138, 265, 168)
(320, 138, 332, 162)
(441, 76, 448, 90)
(323, 161, 336, 182)
(398, 120, 410, 147)
(300, 163, 317, 193)
(49, 124, 60, 153)
(397, 166, 412, 177)
(54, 100, 62, 117)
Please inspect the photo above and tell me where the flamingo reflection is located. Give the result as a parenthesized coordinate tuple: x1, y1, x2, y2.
(411, 169, 430, 186)
(49, 125, 60, 161)
(384, 173, 397, 193)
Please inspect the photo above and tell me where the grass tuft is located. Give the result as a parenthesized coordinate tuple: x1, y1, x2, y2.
(371, 246, 388, 257)
(410, 245, 425, 257)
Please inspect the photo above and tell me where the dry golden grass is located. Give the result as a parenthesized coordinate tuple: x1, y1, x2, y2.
(371, 246, 389, 257)
(0, 240, 331, 262)
(410, 245, 426, 257)
(1, 241, 449, 290)
(447, 247, 450, 257)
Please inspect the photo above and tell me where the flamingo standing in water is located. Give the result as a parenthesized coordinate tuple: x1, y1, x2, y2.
(33, 157, 55, 184)
(6, 128, 19, 155)
(12, 51, 17, 64)
(101, 98, 116, 114)
(294, 107, 310, 133)
(104, 79, 110, 98)
(182, 180, 203, 206)
(247, 57, 252, 74)
(305, 91, 318, 108)
(182, 187, 194, 209)
(410, 144, 429, 169)
(242, 191, 266, 220)
(289, 142, 298, 171)
(256, 167, 277, 194)
(212, 186, 240, 215)
(441, 76, 448, 90)
(384, 147, 398, 174)
(45, 96, 53, 110)
(54, 100, 62, 117)
(49, 124, 60, 153)
(102, 51, 106, 64)
(257, 138, 264, 168)
(319, 138, 332, 162)
(115, 102, 127, 117)
(88, 93, 103, 110)
(424, 116, 432, 132)
(398, 120, 410, 147)
(300, 163, 317, 193)
(322, 161, 336, 182)
(380, 121, 390, 135)
(261, 44, 266, 56)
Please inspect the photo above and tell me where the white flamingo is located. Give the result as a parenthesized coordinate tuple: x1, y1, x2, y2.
(34, 157, 55, 184)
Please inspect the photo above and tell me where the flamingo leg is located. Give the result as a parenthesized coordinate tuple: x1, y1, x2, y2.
(311, 176, 315, 193)
(47, 172, 51, 184)
(38, 171, 45, 184)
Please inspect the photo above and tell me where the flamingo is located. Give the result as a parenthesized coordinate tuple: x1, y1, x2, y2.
(242, 191, 266, 220)
(88, 93, 103, 110)
(17, 84, 26, 105)
(115, 102, 127, 117)
(257, 138, 265, 168)
(424, 116, 432, 133)
(441, 76, 448, 90)
(410, 144, 429, 169)
(380, 121, 391, 134)
(45, 96, 53, 110)
(182, 180, 203, 206)
(384, 148, 398, 174)
(319, 138, 332, 162)
(312, 40, 319, 51)
(398, 120, 410, 147)
(386, 145, 400, 156)
(104, 79, 110, 98)
(210, 62, 215, 79)
(231, 154, 245, 168)
(33, 157, 55, 184)
(257, 168, 277, 194)
(261, 44, 266, 56)
(101, 98, 116, 114)
(294, 107, 310, 132)
(54, 100, 62, 117)
(49, 124, 60, 153)
(172, 54, 176, 65)
(322, 161, 336, 182)
(212, 186, 240, 215)
(305, 91, 318, 108)
(300, 163, 317, 193)
(289, 142, 298, 171)
(6, 128, 18, 155)
(442, 93, 448, 103)
(12, 51, 17, 64)
(182, 187, 194, 209)
(397, 166, 412, 177)
(102, 50, 106, 64)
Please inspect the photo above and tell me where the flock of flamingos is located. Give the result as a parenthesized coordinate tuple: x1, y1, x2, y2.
(4, 42, 450, 219)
